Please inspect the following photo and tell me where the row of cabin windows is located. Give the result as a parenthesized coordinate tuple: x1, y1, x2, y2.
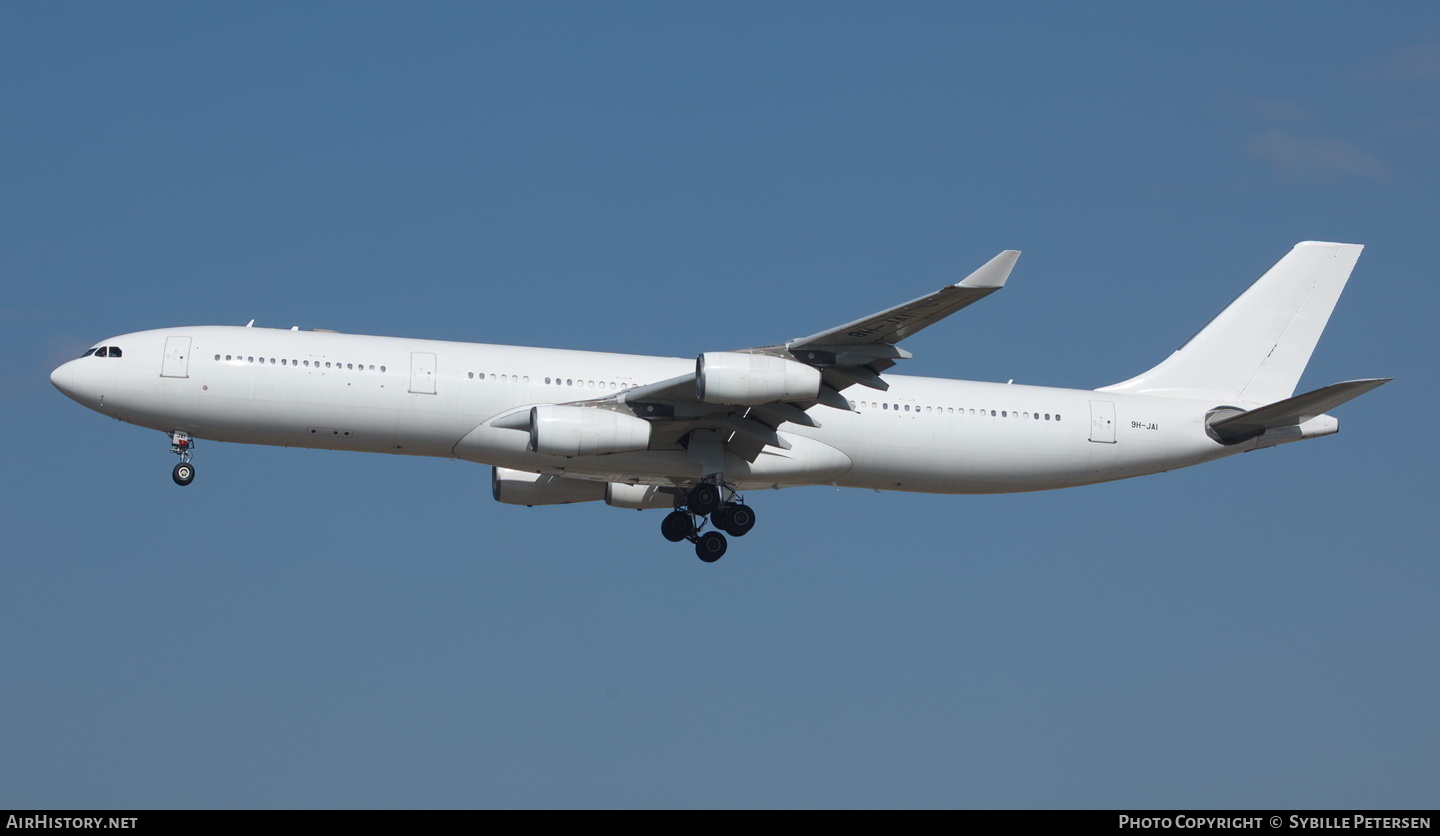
(82, 346, 122, 358)
(214, 354, 386, 372)
(466, 372, 632, 391)
(201, 355, 1057, 419)
(857, 401, 1062, 421)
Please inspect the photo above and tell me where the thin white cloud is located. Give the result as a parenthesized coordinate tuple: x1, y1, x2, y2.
(1242, 97, 1309, 125)
(1365, 41, 1440, 81)
(1243, 129, 1392, 181)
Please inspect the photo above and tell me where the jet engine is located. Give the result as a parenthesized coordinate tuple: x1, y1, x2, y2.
(528, 404, 652, 457)
(491, 467, 606, 506)
(695, 351, 822, 405)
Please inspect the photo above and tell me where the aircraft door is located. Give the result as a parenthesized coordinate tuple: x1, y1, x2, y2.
(161, 336, 192, 378)
(409, 351, 437, 394)
(1089, 400, 1116, 443)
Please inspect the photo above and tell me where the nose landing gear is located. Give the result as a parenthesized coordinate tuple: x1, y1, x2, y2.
(658, 482, 757, 562)
(170, 431, 196, 486)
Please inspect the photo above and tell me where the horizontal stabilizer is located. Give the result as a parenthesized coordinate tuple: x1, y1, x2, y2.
(1208, 378, 1390, 444)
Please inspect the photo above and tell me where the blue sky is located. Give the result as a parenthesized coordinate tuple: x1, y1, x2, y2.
(3, 2, 1436, 809)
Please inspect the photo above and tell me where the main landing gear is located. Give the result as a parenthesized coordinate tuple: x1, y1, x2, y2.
(170, 431, 196, 486)
(660, 482, 756, 563)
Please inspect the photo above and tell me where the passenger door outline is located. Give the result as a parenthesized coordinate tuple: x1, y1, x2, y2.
(409, 351, 437, 394)
(161, 336, 192, 379)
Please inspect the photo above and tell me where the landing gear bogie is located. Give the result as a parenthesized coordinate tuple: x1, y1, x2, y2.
(662, 481, 755, 561)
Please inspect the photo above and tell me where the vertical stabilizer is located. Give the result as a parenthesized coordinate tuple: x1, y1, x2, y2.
(1098, 242, 1362, 406)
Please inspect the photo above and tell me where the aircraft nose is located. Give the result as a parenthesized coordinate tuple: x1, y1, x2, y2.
(50, 359, 78, 400)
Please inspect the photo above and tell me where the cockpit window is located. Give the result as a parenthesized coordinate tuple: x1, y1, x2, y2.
(81, 348, 96, 358)
(107, 346, 122, 357)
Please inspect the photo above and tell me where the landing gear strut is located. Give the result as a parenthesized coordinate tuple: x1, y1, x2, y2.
(170, 431, 196, 486)
(657, 481, 757, 562)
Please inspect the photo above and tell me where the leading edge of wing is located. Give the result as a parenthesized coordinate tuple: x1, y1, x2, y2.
(784, 249, 1020, 350)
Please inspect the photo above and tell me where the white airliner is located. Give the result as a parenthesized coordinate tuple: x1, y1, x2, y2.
(51, 241, 1388, 562)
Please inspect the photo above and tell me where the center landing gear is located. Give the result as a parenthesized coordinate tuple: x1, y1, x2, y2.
(658, 482, 757, 562)
(170, 431, 196, 486)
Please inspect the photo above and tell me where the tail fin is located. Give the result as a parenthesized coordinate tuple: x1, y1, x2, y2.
(1098, 241, 1363, 405)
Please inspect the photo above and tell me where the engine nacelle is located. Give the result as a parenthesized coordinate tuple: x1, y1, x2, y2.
(605, 482, 681, 510)
(529, 404, 652, 457)
(491, 467, 606, 506)
(696, 351, 822, 405)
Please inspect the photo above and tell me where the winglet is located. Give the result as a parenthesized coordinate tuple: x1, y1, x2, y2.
(957, 250, 1020, 289)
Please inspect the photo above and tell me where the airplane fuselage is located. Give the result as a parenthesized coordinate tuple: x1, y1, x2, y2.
(51, 324, 1313, 496)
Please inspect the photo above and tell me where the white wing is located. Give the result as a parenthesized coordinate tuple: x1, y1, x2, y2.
(503, 250, 1021, 463)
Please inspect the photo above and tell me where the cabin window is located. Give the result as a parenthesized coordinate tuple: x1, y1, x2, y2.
(380, 366, 386, 373)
